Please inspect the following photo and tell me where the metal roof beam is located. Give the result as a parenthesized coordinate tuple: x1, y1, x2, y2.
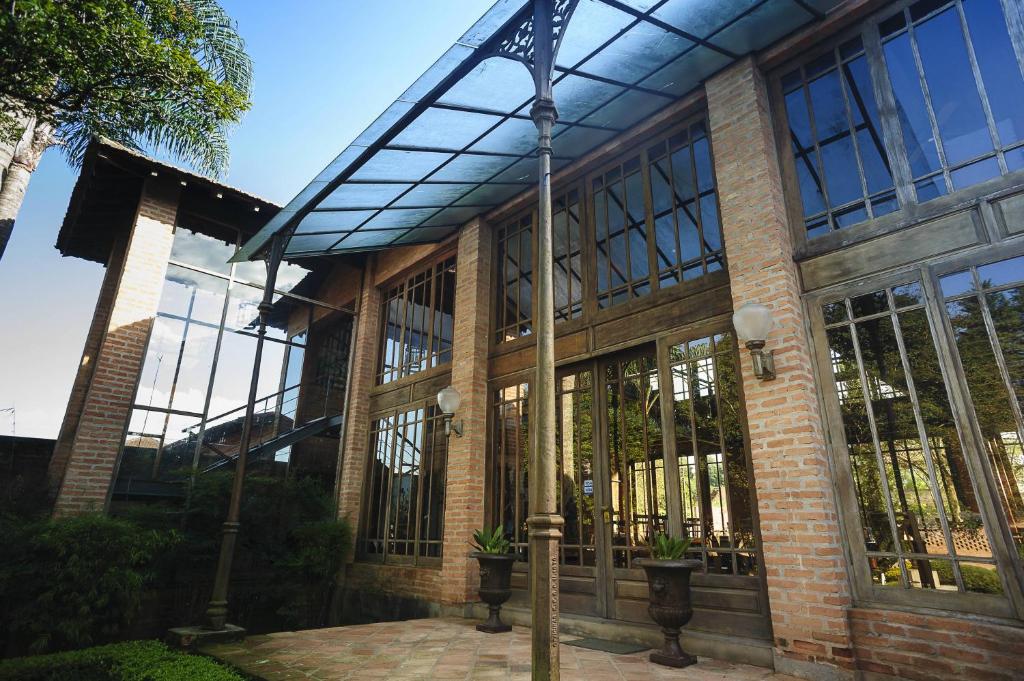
(595, 0, 740, 59)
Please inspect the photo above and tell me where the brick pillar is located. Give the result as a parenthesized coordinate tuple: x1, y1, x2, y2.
(706, 58, 856, 679)
(52, 180, 180, 516)
(439, 219, 491, 604)
(49, 235, 129, 496)
(336, 262, 381, 540)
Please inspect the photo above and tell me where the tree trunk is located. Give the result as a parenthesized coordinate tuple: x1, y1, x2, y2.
(0, 119, 53, 260)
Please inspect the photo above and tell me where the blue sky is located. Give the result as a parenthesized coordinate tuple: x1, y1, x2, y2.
(0, 0, 496, 438)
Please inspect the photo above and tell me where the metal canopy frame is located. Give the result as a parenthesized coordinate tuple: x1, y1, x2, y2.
(234, 0, 839, 263)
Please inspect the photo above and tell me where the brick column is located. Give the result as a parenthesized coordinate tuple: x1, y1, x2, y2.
(49, 235, 129, 496)
(336, 262, 381, 540)
(52, 179, 181, 516)
(439, 219, 491, 604)
(706, 58, 856, 679)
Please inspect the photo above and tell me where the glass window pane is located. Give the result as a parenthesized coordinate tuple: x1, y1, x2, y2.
(963, 0, 1024, 148)
(915, 6, 994, 166)
(885, 32, 943, 178)
(170, 227, 235, 273)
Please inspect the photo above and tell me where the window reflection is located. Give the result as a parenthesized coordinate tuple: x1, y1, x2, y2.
(496, 215, 533, 342)
(558, 371, 596, 566)
(941, 258, 1024, 562)
(782, 37, 897, 236)
(359, 405, 448, 560)
(490, 383, 531, 562)
(669, 334, 756, 576)
(824, 284, 1003, 594)
(606, 352, 665, 569)
(377, 256, 456, 383)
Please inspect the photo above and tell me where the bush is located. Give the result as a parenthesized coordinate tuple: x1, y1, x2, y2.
(0, 514, 179, 654)
(879, 560, 1002, 594)
(0, 640, 244, 681)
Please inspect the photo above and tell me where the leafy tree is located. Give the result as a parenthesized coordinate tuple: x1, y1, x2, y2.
(0, 0, 253, 259)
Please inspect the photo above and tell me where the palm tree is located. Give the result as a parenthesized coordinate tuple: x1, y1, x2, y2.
(0, 0, 254, 259)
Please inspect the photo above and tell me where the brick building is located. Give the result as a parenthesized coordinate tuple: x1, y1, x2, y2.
(49, 1, 1024, 679)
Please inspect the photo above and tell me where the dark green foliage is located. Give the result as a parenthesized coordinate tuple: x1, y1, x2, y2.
(0, 515, 179, 654)
(118, 472, 353, 631)
(471, 526, 510, 554)
(648, 533, 692, 560)
(0, 640, 244, 681)
(933, 562, 1003, 594)
(0, 0, 252, 175)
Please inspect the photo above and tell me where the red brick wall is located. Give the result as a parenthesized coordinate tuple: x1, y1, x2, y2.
(52, 180, 180, 516)
(707, 57, 856, 677)
(439, 218, 491, 604)
(336, 262, 380, 536)
(49, 234, 129, 496)
(849, 607, 1024, 681)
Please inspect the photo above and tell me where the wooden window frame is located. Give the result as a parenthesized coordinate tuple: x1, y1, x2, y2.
(772, 0, 1024, 260)
(806, 241, 1024, 619)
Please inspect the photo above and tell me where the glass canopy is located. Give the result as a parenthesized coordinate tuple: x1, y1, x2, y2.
(235, 0, 840, 261)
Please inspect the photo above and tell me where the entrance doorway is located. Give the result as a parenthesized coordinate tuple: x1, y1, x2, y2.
(490, 327, 772, 639)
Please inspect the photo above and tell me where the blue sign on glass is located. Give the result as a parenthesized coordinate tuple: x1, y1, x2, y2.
(583, 480, 593, 496)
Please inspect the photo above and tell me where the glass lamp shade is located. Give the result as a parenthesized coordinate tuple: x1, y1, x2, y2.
(437, 386, 462, 415)
(732, 303, 774, 343)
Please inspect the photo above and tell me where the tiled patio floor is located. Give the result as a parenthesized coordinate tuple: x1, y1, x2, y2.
(202, 617, 799, 681)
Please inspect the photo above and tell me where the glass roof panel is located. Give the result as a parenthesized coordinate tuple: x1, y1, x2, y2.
(470, 116, 546, 155)
(439, 57, 534, 112)
(390, 107, 504, 150)
(334, 229, 405, 250)
(639, 45, 732, 96)
(555, 0, 635, 69)
(294, 210, 375, 233)
(551, 74, 625, 123)
(424, 206, 485, 227)
(652, 0, 759, 40)
(578, 88, 668, 130)
(550, 124, 618, 158)
(239, 0, 836, 260)
(362, 207, 441, 229)
(318, 182, 413, 209)
(393, 225, 458, 244)
(454, 183, 524, 207)
(287, 233, 343, 254)
(429, 152, 519, 182)
(391, 182, 478, 207)
(710, 1, 813, 55)
(577, 21, 694, 84)
(348, 149, 453, 182)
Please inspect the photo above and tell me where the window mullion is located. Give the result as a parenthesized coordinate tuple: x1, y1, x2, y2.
(863, 24, 918, 207)
(838, 50, 876, 220)
(955, 0, 1009, 174)
(885, 290, 965, 591)
(845, 298, 912, 587)
(996, 0, 1024, 84)
(905, 16, 954, 193)
(800, 69, 836, 232)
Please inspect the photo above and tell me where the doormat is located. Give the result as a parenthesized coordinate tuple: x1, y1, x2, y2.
(564, 637, 649, 655)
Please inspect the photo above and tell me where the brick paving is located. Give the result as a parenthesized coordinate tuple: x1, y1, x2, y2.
(202, 618, 800, 681)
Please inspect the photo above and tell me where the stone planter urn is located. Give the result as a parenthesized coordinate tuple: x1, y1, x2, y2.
(472, 551, 515, 633)
(635, 558, 703, 667)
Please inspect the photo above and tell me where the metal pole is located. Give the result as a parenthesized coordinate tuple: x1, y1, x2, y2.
(204, 233, 286, 631)
(529, 1, 563, 678)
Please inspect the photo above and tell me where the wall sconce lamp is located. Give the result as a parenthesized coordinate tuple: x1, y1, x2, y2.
(732, 303, 776, 381)
(437, 386, 463, 438)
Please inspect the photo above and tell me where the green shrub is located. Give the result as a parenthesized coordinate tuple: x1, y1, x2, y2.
(0, 514, 179, 654)
(933, 562, 1003, 594)
(0, 640, 244, 681)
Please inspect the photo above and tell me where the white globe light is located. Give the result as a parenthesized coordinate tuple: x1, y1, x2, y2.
(437, 386, 462, 415)
(732, 303, 774, 343)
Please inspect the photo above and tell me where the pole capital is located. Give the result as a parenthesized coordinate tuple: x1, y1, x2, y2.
(529, 97, 559, 127)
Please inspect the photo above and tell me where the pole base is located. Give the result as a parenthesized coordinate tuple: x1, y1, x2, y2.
(166, 624, 246, 650)
(649, 650, 697, 668)
(476, 622, 513, 634)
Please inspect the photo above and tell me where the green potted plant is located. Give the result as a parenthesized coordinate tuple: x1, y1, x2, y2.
(635, 533, 701, 667)
(470, 526, 514, 633)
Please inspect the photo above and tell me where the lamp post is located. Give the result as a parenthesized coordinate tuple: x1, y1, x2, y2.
(204, 233, 285, 631)
(528, 1, 564, 679)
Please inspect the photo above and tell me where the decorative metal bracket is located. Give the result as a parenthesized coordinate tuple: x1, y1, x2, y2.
(491, 0, 580, 81)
